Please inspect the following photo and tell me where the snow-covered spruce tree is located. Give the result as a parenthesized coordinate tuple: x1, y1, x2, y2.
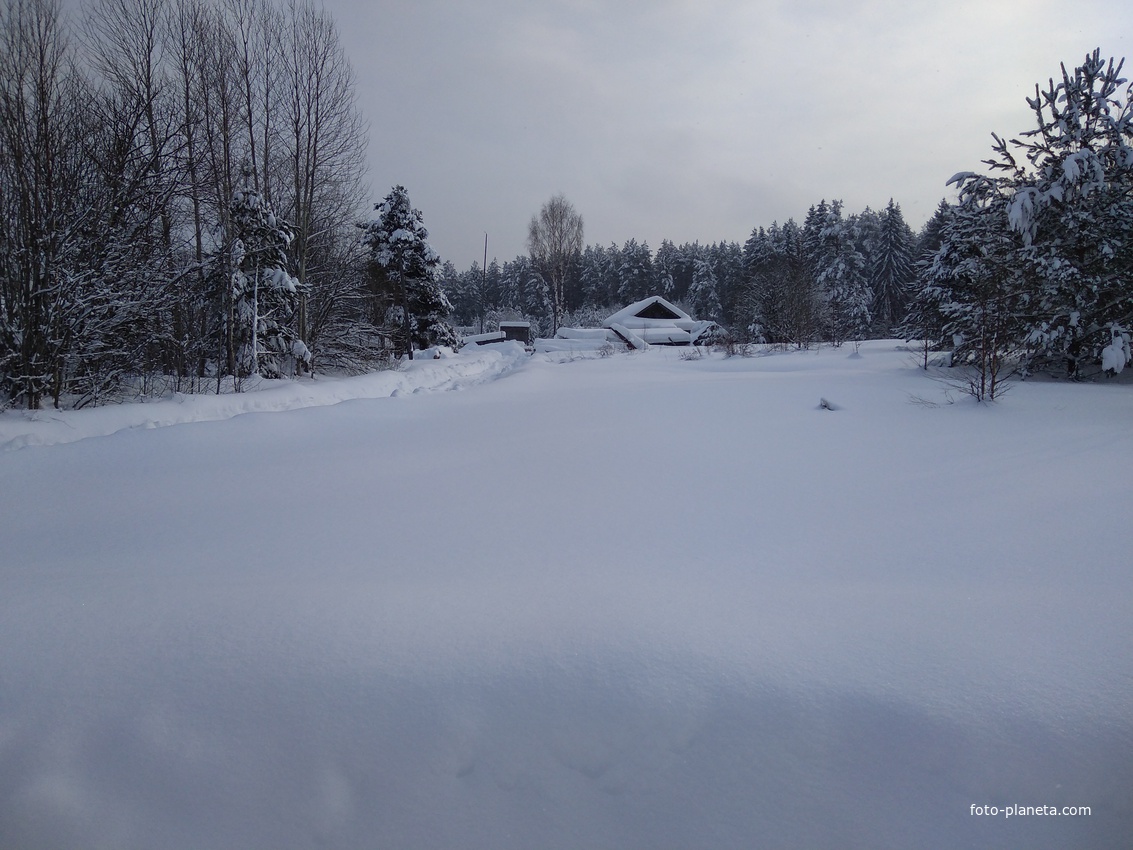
(744, 224, 781, 344)
(806, 200, 871, 346)
(497, 255, 526, 317)
(665, 242, 699, 305)
(851, 206, 882, 264)
(708, 240, 744, 325)
(579, 243, 613, 308)
(780, 220, 824, 348)
(927, 175, 1025, 400)
(901, 202, 955, 369)
(523, 276, 553, 332)
(228, 182, 311, 378)
(687, 258, 722, 322)
(617, 238, 654, 305)
(869, 199, 916, 336)
(446, 257, 508, 334)
(360, 185, 455, 359)
(483, 258, 505, 316)
(973, 50, 1133, 377)
(564, 248, 586, 315)
(746, 220, 819, 347)
(441, 260, 478, 329)
(654, 240, 680, 302)
(734, 227, 774, 343)
(476, 253, 548, 338)
(916, 200, 953, 265)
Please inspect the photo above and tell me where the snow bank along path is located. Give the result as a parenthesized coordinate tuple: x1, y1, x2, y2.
(0, 342, 527, 452)
(1, 341, 1131, 849)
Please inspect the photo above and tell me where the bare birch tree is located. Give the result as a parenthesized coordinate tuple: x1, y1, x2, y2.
(279, 0, 367, 352)
(527, 193, 583, 335)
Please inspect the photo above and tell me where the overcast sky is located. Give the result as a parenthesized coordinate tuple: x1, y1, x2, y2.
(325, 0, 1131, 267)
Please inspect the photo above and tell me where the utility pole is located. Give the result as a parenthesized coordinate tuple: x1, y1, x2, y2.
(481, 233, 488, 333)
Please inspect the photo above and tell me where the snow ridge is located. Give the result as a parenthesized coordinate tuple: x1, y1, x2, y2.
(0, 343, 527, 452)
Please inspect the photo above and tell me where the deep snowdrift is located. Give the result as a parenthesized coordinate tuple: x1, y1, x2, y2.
(1, 342, 1130, 849)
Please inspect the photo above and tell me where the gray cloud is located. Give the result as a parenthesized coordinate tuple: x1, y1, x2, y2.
(332, 0, 1131, 266)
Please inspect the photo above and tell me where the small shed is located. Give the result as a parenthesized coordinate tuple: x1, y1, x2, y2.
(463, 321, 533, 349)
(500, 321, 532, 345)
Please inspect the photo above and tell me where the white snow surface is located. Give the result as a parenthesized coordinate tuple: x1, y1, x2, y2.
(1, 341, 1131, 849)
(534, 337, 614, 354)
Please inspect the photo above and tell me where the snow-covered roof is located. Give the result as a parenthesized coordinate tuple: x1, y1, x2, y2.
(462, 331, 506, 344)
(542, 296, 716, 350)
(555, 327, 614, 341)
(599, 296, 717, 345)
(603, 296, 691, 328)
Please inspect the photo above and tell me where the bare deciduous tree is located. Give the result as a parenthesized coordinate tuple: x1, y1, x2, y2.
(279, 0, 367, 350)
(0, 0, 382, 405)
(527, 193, 583, 335)
(0, 0, 88, 407)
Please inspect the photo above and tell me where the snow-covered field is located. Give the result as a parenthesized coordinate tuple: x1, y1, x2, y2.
(1, 342, 1130, 849)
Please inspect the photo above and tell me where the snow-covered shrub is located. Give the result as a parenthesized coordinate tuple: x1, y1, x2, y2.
(714, 331, 754, 358)
(1100, 326, 1130, 376)
(561, 304, 610, 330)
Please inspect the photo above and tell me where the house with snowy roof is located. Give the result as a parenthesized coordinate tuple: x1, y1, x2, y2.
(602, 296, 716, 348)
(534, 295, 717, 353)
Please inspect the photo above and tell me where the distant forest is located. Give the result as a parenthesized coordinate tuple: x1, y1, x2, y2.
(1, 0, 1130, 408)
(440, 196, 928, 348)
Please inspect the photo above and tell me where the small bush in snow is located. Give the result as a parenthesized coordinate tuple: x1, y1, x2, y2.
(715, 333, 754, 358)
